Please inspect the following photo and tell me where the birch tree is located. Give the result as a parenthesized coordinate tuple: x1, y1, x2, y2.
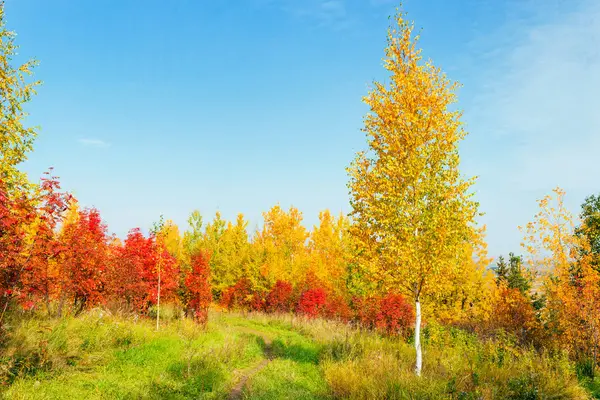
(347, 9, 479, 376)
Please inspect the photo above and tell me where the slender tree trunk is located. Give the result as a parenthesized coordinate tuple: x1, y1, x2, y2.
(415, 297, 422, 376)
(156, 266, 161, 331)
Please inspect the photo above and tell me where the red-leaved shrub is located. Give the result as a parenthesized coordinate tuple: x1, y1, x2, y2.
(249, 292, 266, 312)
(323, 294, 352, 322)
(107, 228, 153, 313)
(375, 293, 414, 336)
(296, 287, 327, 318)
(353, 293, 414, 336)
(266, 280, 294, 313)
(184, 251, 212, 325)
(353, 296, 380, 329)
(220, 278, 252, 310)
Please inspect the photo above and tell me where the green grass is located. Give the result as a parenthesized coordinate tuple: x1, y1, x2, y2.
(245, 359, 329, 400)
(581, 377, 600, 399)
(211, 312, 330, 399)
(1, 310, 264, 399)
(1, 309, 597, 399)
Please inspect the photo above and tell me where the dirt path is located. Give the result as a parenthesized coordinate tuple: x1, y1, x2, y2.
(227, 329, 274, 400)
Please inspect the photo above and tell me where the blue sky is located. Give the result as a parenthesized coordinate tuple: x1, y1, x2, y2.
(6, 0, 599, 258)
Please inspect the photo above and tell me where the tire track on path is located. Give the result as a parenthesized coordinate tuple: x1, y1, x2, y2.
(227, 328, 274, 400)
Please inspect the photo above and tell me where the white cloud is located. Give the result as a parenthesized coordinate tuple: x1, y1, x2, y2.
(462, 0, 600, 256)
(256, 0, 355, 31)
(78, 138, 111, 148)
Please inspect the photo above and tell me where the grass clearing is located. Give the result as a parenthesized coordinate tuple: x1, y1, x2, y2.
(245, 359, 329, 400)
(1, 310, 264, 399)
(1, 310, 597, 399)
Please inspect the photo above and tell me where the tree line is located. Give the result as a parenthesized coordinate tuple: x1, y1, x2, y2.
(1, 4, 599, 379)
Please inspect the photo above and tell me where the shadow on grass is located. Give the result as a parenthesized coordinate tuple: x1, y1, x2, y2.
(581, 377, 600, 399)
(270, 338, 319, 364)
(148, 358, 228, 399)
(250, 335, 272, 358)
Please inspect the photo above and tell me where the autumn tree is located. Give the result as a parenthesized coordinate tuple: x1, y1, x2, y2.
(220, 278, 253, 311)
(105, 228, 153, 312)
(179, 211, 251, 297)
(308, 210, 352, 294)
(202, 212, 227, 293)
(488, 285, 539, 344)
(182, 210, 204, 265)
(347, 10, 479, 375)
(160, 219, 183, 261)
(557, 242, 600, 372)
(251, 205, 309, 291)
(265, 280, 294, 313)
(184, 251, 212, 325)
(520, 188, 576, 291)
(57, 208, 110, 315)
(296, 287, 327, 318)
(0, 178, 35, 325)
(214, 213, 251, 295)
(21, 170, 70, 314)
(150, 215, 179, 330)
(428, 231, 493, 325)
(0, 3, 46, 325)
(522, 188, 600, 369)
(0, 4, 40, 191)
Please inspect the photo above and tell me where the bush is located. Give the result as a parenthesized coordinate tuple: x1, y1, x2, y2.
(249, 292, 266, 312)
(353, 293, 414, 337)
(323, 294, 352, 322)
(184, 252, 212, 325)
(297, 288, 327, 318)
(220, 278, 253, 311)
(376, 293, 414, 336)
(266, 280, 294, 313)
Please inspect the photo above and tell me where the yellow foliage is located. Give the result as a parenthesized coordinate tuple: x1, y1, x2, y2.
(308, 210, 352, 293)
(429, 227, 495, 324)
(160, 219, 183, 260)
(521, 188, 600, 359)
(347, 10, 481, 306)
(251, 205, 309, 290)
(0, 7, 41, 191)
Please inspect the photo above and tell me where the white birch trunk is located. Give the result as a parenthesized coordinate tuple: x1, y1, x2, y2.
(414, 297, 422, 376)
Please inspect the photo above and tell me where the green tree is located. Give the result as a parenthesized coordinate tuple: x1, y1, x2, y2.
(576, 194, 600, 268)
(494, 255, 509, 285)
(494, 253, 531, 294)
(506, 253, 530, 294)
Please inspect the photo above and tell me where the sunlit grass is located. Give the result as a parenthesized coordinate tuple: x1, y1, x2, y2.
(1, 309, 263, 399)
(245, 359, 329, 400)
(1, 309, 596, 399)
